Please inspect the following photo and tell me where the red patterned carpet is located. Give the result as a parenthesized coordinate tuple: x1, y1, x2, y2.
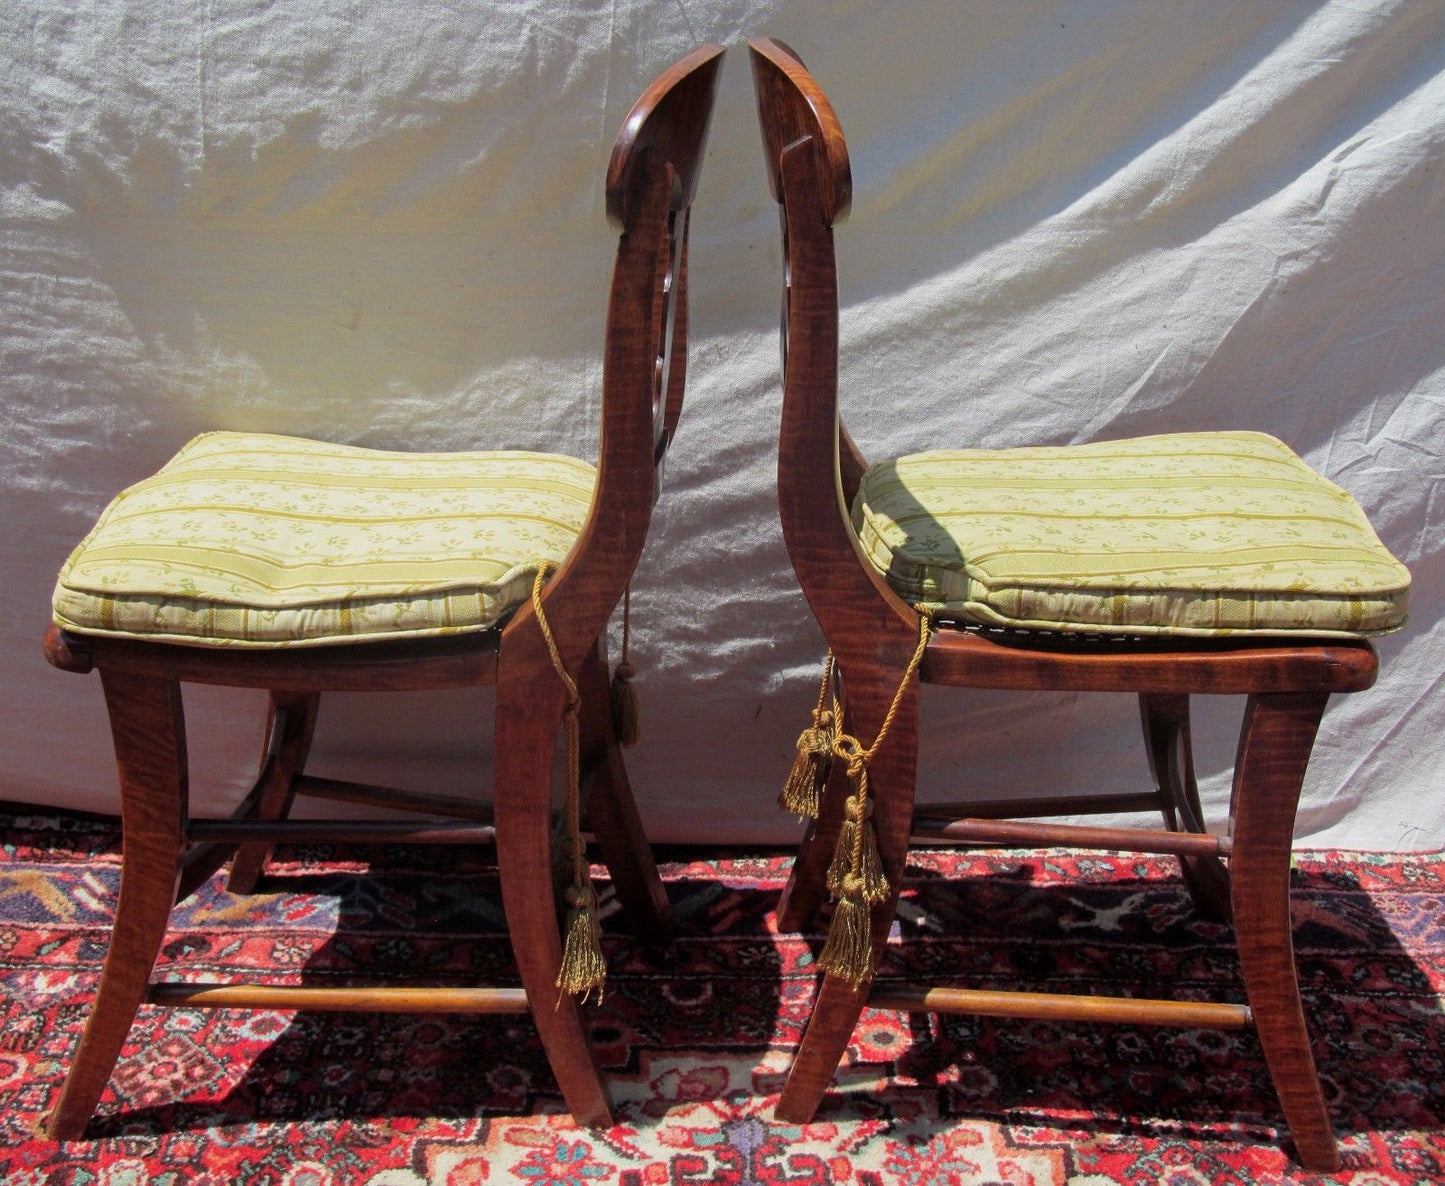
(0, 808, 1442, 1183)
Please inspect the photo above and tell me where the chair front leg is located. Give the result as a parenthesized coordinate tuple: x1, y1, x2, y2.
(227, 691, 321, 894)
(47, 671, 187, 1140)
(776, 664, 920, 1123)
(576, 640, 672, 939)
(494, 665, 613, 1128)
(1229, 691, 1338, 1172)
(1139, 693, 1231, 923)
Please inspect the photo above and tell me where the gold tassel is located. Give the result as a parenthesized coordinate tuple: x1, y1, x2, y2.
(610, 661, 640, 747)
(825, 790, 861, 893)
(813, 614, 936, 991)
(779, 708, 834, 818)
(557, 882, 607, 1004)
(530, 562, 608, 1006)
(855, 811, 887, 903)
(824, 791, 888, 902)
(779, 653, 838, 819)
(817, 882, 874, 988)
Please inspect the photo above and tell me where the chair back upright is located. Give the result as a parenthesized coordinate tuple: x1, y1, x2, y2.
(749, 38, 852, 226)
(749, 38, 919, 657)
(537, 45, 723, 660)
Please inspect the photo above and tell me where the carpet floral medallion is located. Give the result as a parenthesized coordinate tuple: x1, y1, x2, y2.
(0, 810, 1441, 1183)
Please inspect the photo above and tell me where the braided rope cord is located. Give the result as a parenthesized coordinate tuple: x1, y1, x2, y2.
(816, 610, 935, 987)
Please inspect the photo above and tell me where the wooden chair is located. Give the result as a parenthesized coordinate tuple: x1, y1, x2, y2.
(41, 43, 723, 1138)
(749, 37, 1409, 1171)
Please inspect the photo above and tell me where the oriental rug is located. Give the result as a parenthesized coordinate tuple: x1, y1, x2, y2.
(0, 808, 1441, 1183)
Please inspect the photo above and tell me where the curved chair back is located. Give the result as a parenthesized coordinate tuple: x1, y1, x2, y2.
(542, 44, 723, 659)
(607, 46, 724, 228)
(749, 38, 852, 224)
(748, 38, 919, 653)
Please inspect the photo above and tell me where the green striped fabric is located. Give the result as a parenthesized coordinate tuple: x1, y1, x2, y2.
(53, 431, 598, 647)
(852, 431, 1409, 637)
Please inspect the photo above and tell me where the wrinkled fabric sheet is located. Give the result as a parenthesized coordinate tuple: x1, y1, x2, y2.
(2, 1, 1441, 847)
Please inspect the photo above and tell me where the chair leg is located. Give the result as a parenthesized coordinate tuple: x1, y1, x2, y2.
(1228, 691, 1338, 1172)
(1140, 693, 1231, 923)
(776, 666, 920, 1123)
(494, 676, 613, 1128)
(47, 671, 187, 1140)
(576, 641, 672, 939)
(776, 757, 851, 932)
(227, 691, 321, 894)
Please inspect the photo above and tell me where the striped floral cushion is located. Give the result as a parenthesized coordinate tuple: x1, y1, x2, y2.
(852, 431, 1410, 638)
(53, 431, 597, 647)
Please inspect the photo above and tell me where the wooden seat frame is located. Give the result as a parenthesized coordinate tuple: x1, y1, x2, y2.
(750, 36, 1379, 1171)
(42, 43, 724, 1139)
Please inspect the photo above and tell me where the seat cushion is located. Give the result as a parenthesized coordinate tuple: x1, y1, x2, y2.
(852, 430, 1410, 638)
(53, 431, 598, 648)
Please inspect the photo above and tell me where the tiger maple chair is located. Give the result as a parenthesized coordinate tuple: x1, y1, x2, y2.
(41, 43, 723, 1138)
(749, 37, 1409, 1171)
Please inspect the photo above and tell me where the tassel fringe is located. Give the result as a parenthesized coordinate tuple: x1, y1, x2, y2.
(855, 816, 887, 902)
(557, 882, 607, 1004)
(825, 793, 887, 902)
(779, 653, 838, 819)
(779, 709, 834, 818)
(824, 794, 857, 893)
(817, 887, 874, 987)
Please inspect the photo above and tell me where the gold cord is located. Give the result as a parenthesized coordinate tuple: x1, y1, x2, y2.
(834, 609, 933, 770)
(529, 562, 606, 1004)
(817, 611, 934, 987)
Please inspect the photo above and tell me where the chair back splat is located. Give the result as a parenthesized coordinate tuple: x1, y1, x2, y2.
(41, 44, 722, 1139)
(749, 35, 1409, 1173)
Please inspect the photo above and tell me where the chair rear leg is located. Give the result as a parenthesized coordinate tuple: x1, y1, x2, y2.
(576, 641, 672, 939)
(1140, 693, 1231, 923)
(228, 691, 321, 894)
(494, 682, 613, 1127)
(1229, 691, 1338, 1172)
(777, 758, 851, 932)
(776, 667, 919, 1122)
(47, 671, 188, 1140)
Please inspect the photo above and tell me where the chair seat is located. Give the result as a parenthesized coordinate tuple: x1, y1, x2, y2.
(852, 430, 1410, 637)
(52, 431, 598, 648)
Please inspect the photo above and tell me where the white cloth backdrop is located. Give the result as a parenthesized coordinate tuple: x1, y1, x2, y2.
(3, 1, 1441, 847)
